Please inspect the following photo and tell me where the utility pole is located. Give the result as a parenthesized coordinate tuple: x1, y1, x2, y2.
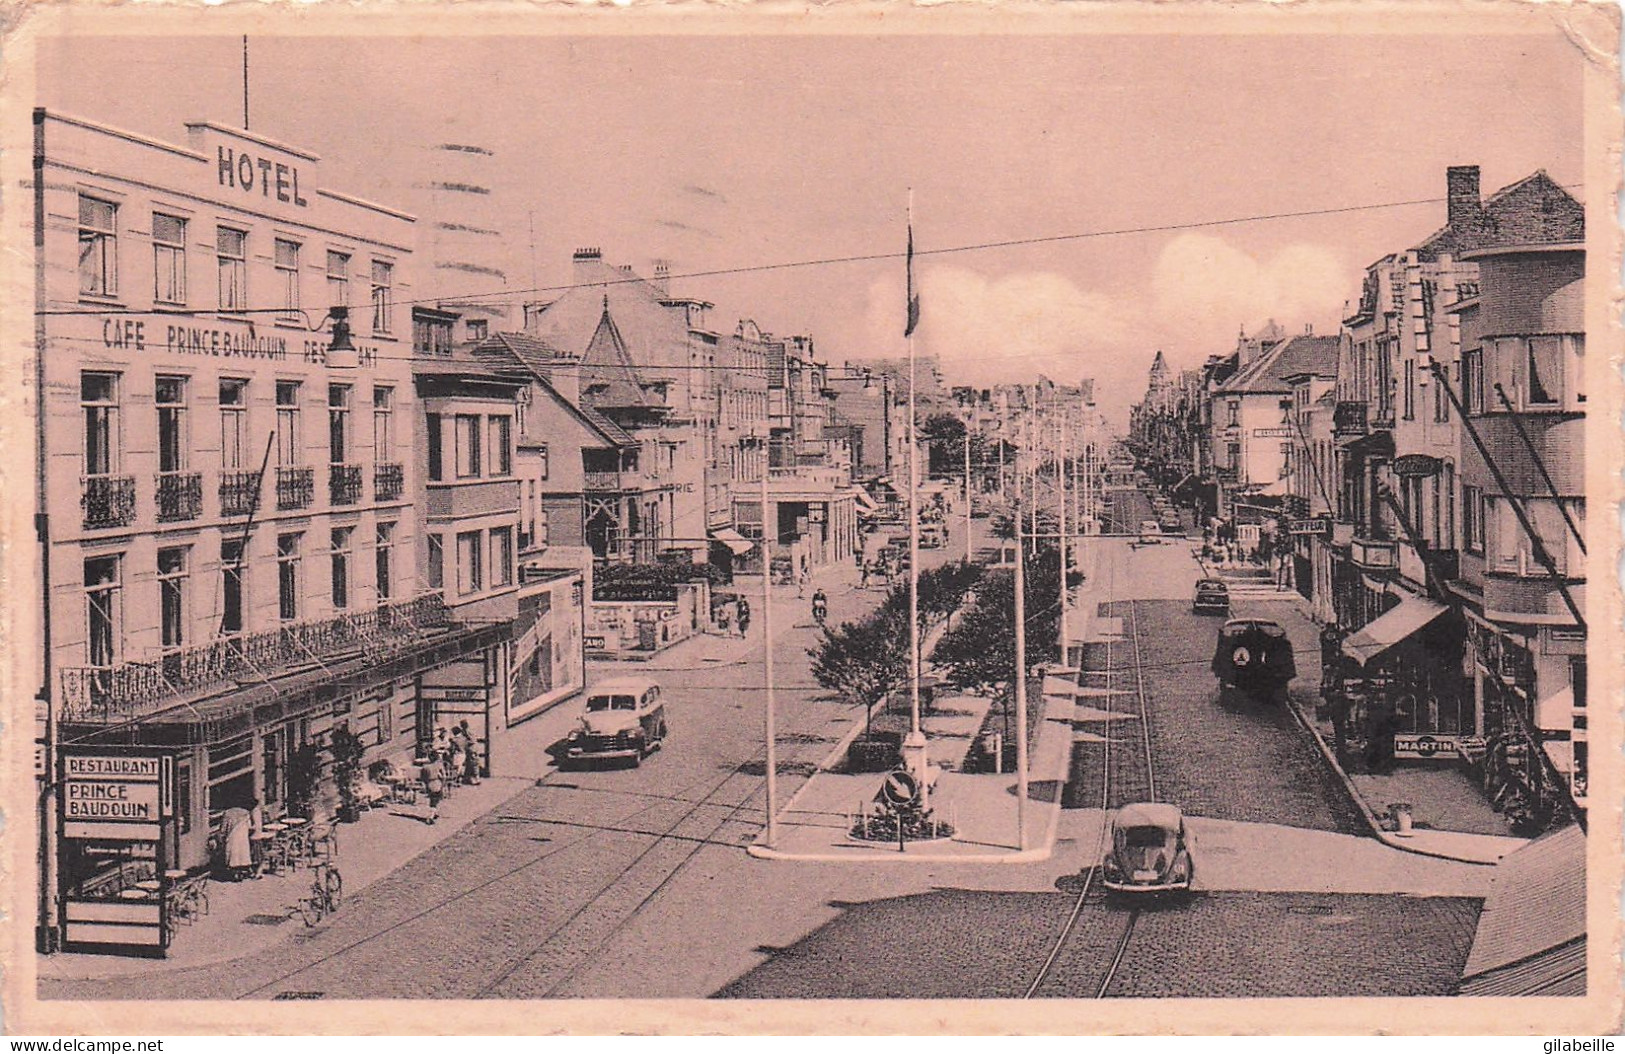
(1058, 415, 1070, 669)
(1013, 438, 1029, 850)
(963, 409, 973, 563)
(759, 435, 778, 848)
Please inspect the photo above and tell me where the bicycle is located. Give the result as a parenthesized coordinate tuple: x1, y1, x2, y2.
(296, 860, 344, 927)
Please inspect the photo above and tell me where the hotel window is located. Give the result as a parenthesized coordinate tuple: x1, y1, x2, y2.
(78, 195, 118, 298)
(1525, 336, 1563, 407)
(370, 259, 394, 335)
(490, 526, 514, 588)
(426, 413, 443, 481)
(217, 227, 247, 312)
(1461, 348, 1484, 414)
(375, 522, 394, 601)
(81, 372, 120, 477)
(328, 384, 352, 464)
(220, 539, 245, 637)
(373, 387, 394, 461)
(158, 546, 189, 654)
(277, 533, 301, 622)
(84, 555, 122, 674)
(326, 250, 350, 307)
(219, 379, 248, 470)
(489, 416, 512, 476)
(467, 319, 488, 342)
(155, 376, 188, 474)
(1462, 485, 1484, 555)
(330, 526, 353, 609)
(427, 534, 444, 590)
(1226, 401, 1239, 427)
(455, 414, 482, 478)
(456, 530, 482, 595)
(536, 443, 549, 481)
(152, 213, 186, 305)
(275, 381, 301, 465)
(275, 239, 301, 323)
(1402, 360, 1415, 420)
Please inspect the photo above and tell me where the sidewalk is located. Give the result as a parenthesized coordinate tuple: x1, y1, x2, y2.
(1256, 591, 1529, 866)
(40, 691, 585, 983)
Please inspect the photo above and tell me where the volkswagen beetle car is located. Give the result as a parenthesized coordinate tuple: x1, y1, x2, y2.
(1100, 802, 1195, 895)
(1192, 577, 1230, 616)
(565, 676, 668, 767)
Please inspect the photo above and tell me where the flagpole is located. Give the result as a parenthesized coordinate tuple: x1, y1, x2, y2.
(903, 189, 928, 808)
(1058, 414, 1069, 669)
(761, 432, 778, 848)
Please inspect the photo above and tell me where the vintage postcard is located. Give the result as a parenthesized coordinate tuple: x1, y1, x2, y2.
(2, 1, 1620, 1035)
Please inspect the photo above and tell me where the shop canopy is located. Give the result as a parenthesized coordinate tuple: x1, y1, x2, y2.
(851, 489, 881, 514)
(710, 527, 755, 556)
(1341, 595, 1448, 667)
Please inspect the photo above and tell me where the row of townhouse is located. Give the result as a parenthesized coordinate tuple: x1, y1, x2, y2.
(27, 110, 588, 957)
(1132, 165, 1587, 834)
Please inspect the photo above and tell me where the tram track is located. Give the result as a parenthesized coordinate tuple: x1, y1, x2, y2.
(1025, 543, 1158, 999)
(235, 666, 848, 1001)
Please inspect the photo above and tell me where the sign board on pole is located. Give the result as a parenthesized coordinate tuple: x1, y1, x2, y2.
(1289, 517, 1332, 537)
(1252, 427, 1295, 438)
(879, 768, 920, 808)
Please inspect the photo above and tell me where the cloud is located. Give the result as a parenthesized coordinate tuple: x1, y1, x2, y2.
(861, 265, 1135, 390)
(1148, 232, 1349, 360)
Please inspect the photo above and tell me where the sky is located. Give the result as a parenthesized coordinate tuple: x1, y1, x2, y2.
(37, 28, 1585, 429)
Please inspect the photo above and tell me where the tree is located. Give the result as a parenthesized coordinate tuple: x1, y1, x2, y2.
(930, 548, 1075, 696)
(808, 604, 910, 736)
(919, 413, 968, 477)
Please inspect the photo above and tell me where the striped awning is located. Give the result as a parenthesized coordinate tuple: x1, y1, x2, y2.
(1342, 596, 1447, 666)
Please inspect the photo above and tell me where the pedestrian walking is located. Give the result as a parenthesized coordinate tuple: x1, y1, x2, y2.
(859, 561, 871, 589)
(736, 597, 751, 637)
(462, 724, 483, 785)
(421, 753, 444, 824)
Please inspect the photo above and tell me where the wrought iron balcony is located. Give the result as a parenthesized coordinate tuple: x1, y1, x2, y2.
(276, 466, 315, 510)
(329, 463, 363, 506)
(374, 462, 404, 502)
(219, 470, 262, 518)
(583, 470, 623, 491)
(155, 471, 203, 523)
(82, 475, 136, 530)
(59, 593, 453, 725)
(1333, 401, 1368, 436)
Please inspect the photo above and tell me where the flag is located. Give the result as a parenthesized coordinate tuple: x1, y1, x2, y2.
(905, 222, 920, 338)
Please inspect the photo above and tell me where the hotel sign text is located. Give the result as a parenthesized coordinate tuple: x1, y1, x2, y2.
(96, 315, 376, 367)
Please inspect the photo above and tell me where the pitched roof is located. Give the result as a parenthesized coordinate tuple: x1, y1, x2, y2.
(468, 331, 629, 448)
(529, 255, 697, 375)
(1460, 823, 1586, 995)
(579, 301, 652, 411)
(1415, 170, 1584, 259)
(470, 331, 575, 377)
(1217, 334, 1340, 395)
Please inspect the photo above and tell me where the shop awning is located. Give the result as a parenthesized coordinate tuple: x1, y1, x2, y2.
(710, 527, 755, 556)
(852, 489, 881, 514)
(1341, 595, 1448, 666)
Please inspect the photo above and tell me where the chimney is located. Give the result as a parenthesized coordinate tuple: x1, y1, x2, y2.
(1447, 165, 1482, 226)
(651, 259, 671, 297)
(571, 247, 602, 286)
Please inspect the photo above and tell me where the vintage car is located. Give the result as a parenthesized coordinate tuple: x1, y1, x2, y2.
(1100, 802, 1195, 895)
(1159, 511, 1183, 532)
(1137, 519, 1163, 545)
(1211, 618, 1296, 706)
(565, 676, 669, 767)
(920, 523, 948, 549)
(1192, 578, 1230, 615)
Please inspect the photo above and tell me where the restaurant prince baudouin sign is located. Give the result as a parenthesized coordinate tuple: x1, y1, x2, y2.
(62, 752, 170, 840)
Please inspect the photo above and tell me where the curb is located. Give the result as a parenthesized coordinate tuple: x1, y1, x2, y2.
(1265, 594, 1511, 867)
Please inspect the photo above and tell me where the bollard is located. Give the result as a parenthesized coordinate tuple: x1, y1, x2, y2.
(993, 733, 1004, 774)
(1390, 803, 1414, 837)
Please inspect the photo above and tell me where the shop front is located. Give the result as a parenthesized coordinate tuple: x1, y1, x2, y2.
(50, 595, 510, 954)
